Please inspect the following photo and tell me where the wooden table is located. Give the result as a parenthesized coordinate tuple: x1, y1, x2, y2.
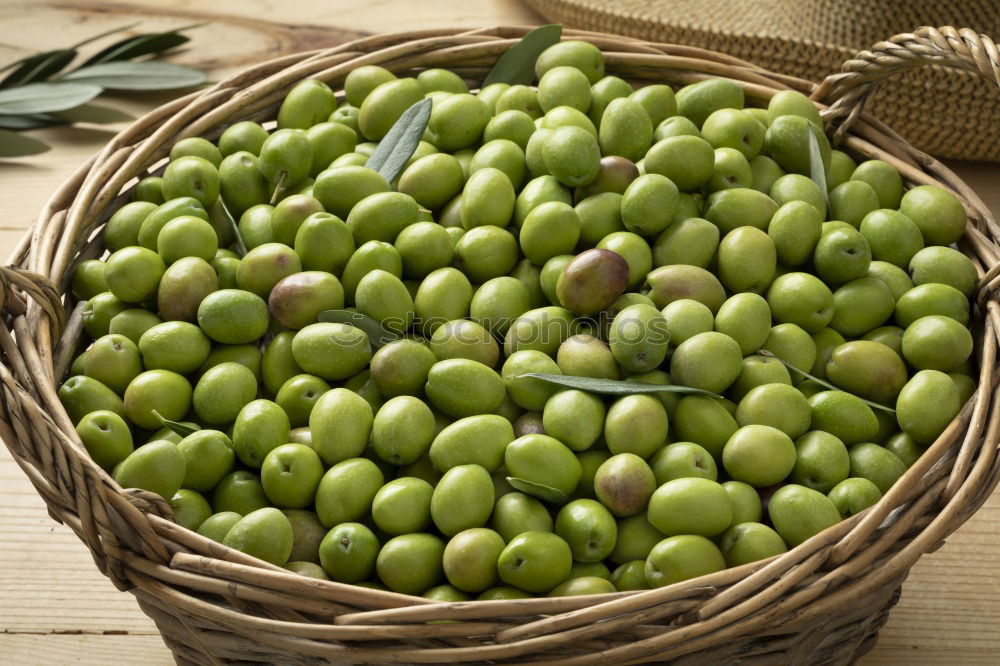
(2, 2, 998, 663)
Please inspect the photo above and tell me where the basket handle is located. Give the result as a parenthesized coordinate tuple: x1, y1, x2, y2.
(813, 26, 1000, 145)
(1, 265, 65, 334)
(2, 266, 175, 590)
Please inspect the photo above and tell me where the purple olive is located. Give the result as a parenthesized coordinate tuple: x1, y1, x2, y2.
(268, 271, 345, 330)
(555, 249, 629, 315)
(593, 453, 657, 517)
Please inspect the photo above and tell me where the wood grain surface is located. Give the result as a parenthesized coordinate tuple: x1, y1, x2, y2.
(1, 1, 998, 663)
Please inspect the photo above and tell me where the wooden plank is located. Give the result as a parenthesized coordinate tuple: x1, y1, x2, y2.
(862, 489, 1000, 664)
(863, 648, 998, 665)
(0, 634, 172, 664)
(1, 229, 28, 259)
(22, 0, 542, 42)
(0, 451, 162, 635)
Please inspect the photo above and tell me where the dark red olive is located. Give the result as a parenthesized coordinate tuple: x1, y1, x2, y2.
(268, 271, 344, 329)
(593, 452, 657, 517)
(555, 248, 629, 315)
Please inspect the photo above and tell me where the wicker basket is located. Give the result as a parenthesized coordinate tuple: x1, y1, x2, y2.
(2, 25, 999, 665)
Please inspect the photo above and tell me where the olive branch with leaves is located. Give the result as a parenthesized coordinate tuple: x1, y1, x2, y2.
(0, 23, 208, 157)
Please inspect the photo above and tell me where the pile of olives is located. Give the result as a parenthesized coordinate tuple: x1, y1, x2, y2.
(61, 38, 977, 599)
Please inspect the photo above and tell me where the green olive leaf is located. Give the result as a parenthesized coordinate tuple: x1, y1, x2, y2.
(151, 410, 200, 438)
(0, 114, 65, 130)
(521, 373, 723, 398)
(506, 477, 569, 505)
(317, 309, 401, 350)
(807, 123, 830, 209)
(0, 129, 50, 156)
(0, 82, 102, 115)
(482, 24, 563, 87)
(82, 25, 203, 66)
(60, 61, 206, 91)
(365, 97, 432, 183)
(215, 199, 246, 257)
(0, 50, 77, 89)
(87, 32, 187, 64)
(268, 170, 289, 206)
(756, 349, 896, 413)
(0, 23, 141, 87)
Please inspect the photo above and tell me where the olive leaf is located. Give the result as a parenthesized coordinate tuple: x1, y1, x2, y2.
(807, 124, 830, 209)
(521, 373, 723, 398)
(0, 129, 50, 156)
(0, 23, 139, 88)
(317, 309, 401, 350)
(507, 477, 569, 505)
(365, 97, 432, 183)
(0, 50, 77, 89)
(0, 82, 102, 115)
(482, 24, 563, 87)
(0, 23, 208, 157)
(268, 170, 288, 206)
(0, 106, 131, 130)
(60, 61, 206, 91)
(151, 410, 200, 438)
(756, 350, 896, 414)
(82, 24, 203, 66)
(0, 114, 65, 130)
(215, 199, 246, 257)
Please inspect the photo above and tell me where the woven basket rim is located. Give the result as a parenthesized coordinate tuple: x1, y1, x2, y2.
(2, 24, 999, 664)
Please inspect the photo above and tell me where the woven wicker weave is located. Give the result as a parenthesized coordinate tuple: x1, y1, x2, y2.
(2, 25, 1000, 665)
(524, 0, 1000, 162)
